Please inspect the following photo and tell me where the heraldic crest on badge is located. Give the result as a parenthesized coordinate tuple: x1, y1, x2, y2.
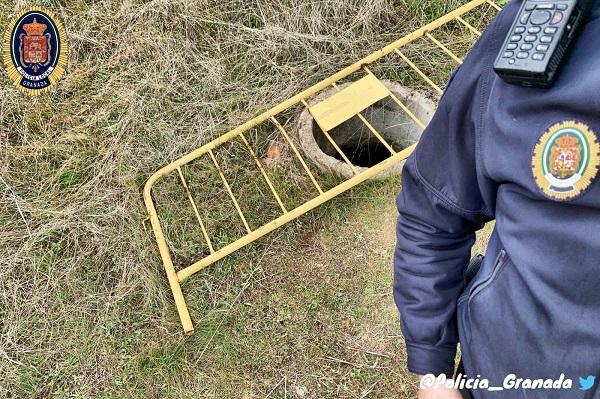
(532, 121, 600, 201)
(2, 7, 68, 95)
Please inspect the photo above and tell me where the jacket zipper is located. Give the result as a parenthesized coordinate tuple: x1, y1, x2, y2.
(468, 249, 507, 304)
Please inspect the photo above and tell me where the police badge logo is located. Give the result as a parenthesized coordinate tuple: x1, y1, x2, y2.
(532, 121, 600, 201)
(2, 7, 68, 95)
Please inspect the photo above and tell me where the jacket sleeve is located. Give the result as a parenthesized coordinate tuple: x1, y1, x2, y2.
(393, 4, 517, 376)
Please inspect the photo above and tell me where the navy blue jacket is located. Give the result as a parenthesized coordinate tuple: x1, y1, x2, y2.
(394, 1, 600, 397)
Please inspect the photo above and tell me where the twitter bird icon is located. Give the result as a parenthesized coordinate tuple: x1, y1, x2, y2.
(579, 375, 596, 391)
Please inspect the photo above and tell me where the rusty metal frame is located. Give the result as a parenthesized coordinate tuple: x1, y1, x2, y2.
(144, 0, 501, 334)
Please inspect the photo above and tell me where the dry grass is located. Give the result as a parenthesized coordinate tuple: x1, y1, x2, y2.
(1, 0, 497, 397)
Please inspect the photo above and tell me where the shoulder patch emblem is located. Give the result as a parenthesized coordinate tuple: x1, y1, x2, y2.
(2, 7, 68, 96)
(532, 121, 600, 201)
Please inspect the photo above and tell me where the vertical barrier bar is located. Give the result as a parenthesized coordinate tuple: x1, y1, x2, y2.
(486, 0, 502, 11)
(177, 166, 215, 254)
(356, 114, 396, 154)
(425, 32, 464, 64)
(239, 133, 288, 213)
(302, 99, 359, 175)
(270, 116, 324, 195)
(208, 149, 252, 233)
(456, 16, 482, 36)
(393, 49, 444, 95)
(363, 67, 427, 130)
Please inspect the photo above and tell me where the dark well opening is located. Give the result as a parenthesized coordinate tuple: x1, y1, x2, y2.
(333, 143, 391, 168)
(312, 97, 423, 168)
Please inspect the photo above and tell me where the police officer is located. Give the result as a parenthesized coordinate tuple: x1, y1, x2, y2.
(393, 0, 600, 398)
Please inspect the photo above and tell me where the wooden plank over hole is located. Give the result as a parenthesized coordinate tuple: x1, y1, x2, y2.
(309, 74, 390, 132)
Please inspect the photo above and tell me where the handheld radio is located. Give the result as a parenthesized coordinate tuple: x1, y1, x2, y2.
(493, 0, 596, 88)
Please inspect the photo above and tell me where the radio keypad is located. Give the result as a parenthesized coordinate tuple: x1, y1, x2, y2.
(501, 2, 569, 63)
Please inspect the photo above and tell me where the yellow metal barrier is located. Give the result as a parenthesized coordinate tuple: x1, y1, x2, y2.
(144, 0, 501, 334)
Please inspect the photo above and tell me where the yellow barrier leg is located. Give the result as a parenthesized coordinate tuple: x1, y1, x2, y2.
(143, 179, 195, 335)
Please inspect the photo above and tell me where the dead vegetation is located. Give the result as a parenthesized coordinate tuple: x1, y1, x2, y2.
(1, 0, 497, 397)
